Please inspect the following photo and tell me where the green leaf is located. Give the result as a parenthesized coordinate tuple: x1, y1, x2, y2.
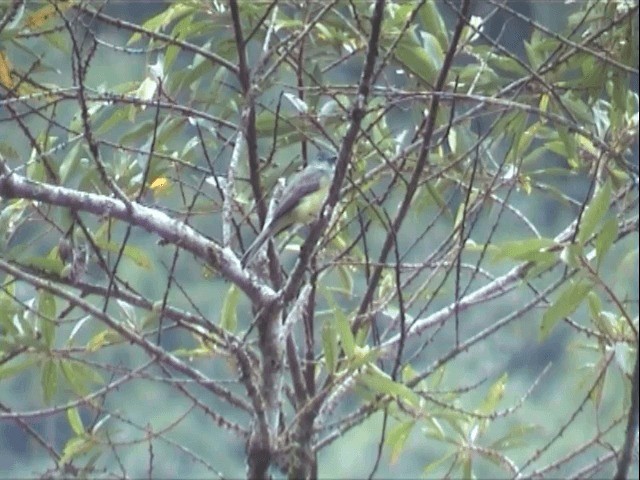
(166, 14, 198, 68)
(60, 359, 103, 396)
(559, 243, 583, 269)
(557, 127, 578, 168)
(414, 170, 447, 211)
(491, 238, 555, 263)
(360, 364, 420, 406)
(423, 451, 457, 476)
(335, 264, 354, 296)
(0, 359, 37, 380)
(92, 239, 152, 270)
(173, 48, 216, 93)
(428, 365, 446, 390)
(613, 342, 635, 376)
(95, 106, 129, 136)
(67, 407, 85, 435)
(60, 360, 87, 395)
(59, 145, 81, 183)
(0, 200, 26, 251)
(18, 255, 64, 275)
(561, 91, 596, 125)
(321, 286, 355, 359)
(419, 32, 444, 72)
(335, 311, 355, 358)
(254, 111, 308, 139)
(418, 0, 448, 49)
(462, 450, 473, 479)
(524, 40, 541, 69)
(0, 142, 19, 161)
(422, 415, 446, 441)
(395, 34, 440, 86)
(0, 359, 36, 380)
(60, 435, 95, 464)
(321, 320, 338, 374)
(490, 423, 541, 451)
(517, 122, 543, 158)
(486, 52, 528, 76)
(41, 359, 58, 404)
(586, 291, 603, 321)
(37, 290, 56, 347)
(86, 329, 122, 352)
(69, 101, 104, 133)
(0, 289, 20, 331)
(448, 125, 479, 158)
(540, 280, 592, 341)
(594, 217, 618, 268)
(439, 410, 468, 439)
(220, 284, 239, 332)
(386, 421, 414, 464)
(141, 303, 162, 330)
(456, 63, 500, 89)
(590, 362, 606, 408)
(156, 117, 186, 146)
(120, 120, 155, 145)
(479, 373, 507, 414)
(0, 332, 42, 350)
(128, 3, 193, 44)
(577, 180, 612, 245)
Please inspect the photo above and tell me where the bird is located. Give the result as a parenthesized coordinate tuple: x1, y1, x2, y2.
(241, 152, 337, 267)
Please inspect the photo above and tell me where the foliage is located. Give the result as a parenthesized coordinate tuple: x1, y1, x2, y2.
(0, 0, 638, 478)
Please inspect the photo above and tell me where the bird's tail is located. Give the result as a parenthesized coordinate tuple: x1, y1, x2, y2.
(240, 224, 274, 267)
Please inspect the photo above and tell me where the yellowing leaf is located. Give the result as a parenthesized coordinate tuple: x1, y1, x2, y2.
(0, 51, 14, 90)
(150, 176, 173, 198)
(25, 1, 74, 30)
(86, 329, 121, 352)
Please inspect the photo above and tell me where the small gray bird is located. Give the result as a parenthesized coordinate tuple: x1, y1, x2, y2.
(241, 153, 336, 267)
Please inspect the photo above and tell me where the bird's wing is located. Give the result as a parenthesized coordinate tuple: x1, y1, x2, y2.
(270, 169, 323, 233)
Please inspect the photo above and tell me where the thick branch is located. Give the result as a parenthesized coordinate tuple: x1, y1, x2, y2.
(0, 168, 276, 306)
